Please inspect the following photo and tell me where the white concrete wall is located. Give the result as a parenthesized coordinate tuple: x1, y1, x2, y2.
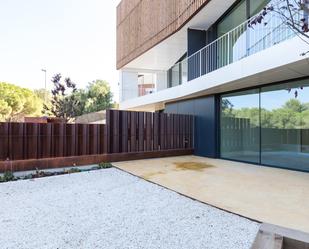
(119, 70, 139, 102)
(119, 36, 309, 111)
(156, 71, 168, 91)
(119, 69, 168, 102)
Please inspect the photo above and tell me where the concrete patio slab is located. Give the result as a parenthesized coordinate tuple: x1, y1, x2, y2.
(113, 156, 309, 233)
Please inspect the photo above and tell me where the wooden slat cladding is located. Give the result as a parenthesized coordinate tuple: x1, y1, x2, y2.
(105, 110, 194, 153)
(116, 0, 210, 69)
(0, 110, 194, 164)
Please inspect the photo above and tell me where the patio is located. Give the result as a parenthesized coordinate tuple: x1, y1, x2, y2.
(113, 155, 309, 233)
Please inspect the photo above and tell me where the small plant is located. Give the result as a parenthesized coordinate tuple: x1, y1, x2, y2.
(67, 168, 81, 174)
(98, 162, 113, 169)
(34, 168, 46, 178)
(0, 171, 15, 182)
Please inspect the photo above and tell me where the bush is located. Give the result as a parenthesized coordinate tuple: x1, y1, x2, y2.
(98, 162, 112, 169)
(0, 171, 15, 182)
(67, 168, 81, 174)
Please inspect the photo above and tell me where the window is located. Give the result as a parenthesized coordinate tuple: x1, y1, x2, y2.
(216, 0, 272, 64)
(217, 0, 247, 38)
(220, 89, 260, 164)
(220, 79, 309, 171)
(261, 81, 309, 171)
(250, 0, 270, 16)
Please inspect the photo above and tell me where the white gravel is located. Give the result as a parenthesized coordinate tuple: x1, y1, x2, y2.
(0, 168, 260, 249)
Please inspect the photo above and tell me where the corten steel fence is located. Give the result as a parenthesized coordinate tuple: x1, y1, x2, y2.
(0, 110, 194, 169)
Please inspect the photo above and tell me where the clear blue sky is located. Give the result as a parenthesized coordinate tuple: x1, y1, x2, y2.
(225, 87, 309, 110)
(0, 0, 121, 100)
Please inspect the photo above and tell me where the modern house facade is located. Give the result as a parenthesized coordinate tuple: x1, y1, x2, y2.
(116, 0, 309, 172)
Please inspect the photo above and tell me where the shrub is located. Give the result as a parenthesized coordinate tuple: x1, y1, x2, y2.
(0, 171, 15, 182)
(67, 168, 81, 174)
(98, 162, 112, 169)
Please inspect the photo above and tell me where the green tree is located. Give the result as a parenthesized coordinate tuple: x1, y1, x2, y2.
(34, 88, 52, 115)
(283, 99, 308, 113)
(0, 99, 12, 121)
(79, 80, 114, 114)
(44, 76, 114, 122)
(0, 82, 42, 122)
(44, 74, 80, 122)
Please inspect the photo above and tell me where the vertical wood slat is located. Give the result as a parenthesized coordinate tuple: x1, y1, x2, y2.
(112, 110, 120, 153)
(167, 114, 173, 149)
(130, 112, 137, 152)
(89, 124, 99, 155)
(9, 123, 24, 160)
(121, 111, 128, 153)
(138, 112, 144, 152)
(159, 114, 165, 150)
(39, 123, 51, 159)
(105, 110, 111, 153)
(0, 110, 194, 162)
(76, 124, 88, 155)
(24, 123, 38, 159)
(153, 113, 159, 151)
(174, 114, 179, 149)
(146, 112, 152, 151)
(179, 115, 184, 148)
(127, 112, 131, 152)
(187, 115, 190, 149)
(100, 124, 106, 154)
(52, 123, 65, 157)
(66, 124, 76, 157)
(0, 123, 9, 160)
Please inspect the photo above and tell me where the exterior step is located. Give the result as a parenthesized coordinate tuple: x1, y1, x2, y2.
(251, 223, 309, 249)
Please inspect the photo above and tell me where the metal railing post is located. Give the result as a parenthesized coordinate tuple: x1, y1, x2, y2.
(199, 51, 202, 77)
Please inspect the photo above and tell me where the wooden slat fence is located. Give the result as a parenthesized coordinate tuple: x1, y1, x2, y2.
(0, 110, 194, 162)
(106, 110, 193, 154)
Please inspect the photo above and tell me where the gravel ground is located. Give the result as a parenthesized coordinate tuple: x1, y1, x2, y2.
(0, 168, 260, 249)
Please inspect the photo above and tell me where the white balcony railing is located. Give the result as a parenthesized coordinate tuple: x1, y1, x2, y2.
(169, 9, 302, 86)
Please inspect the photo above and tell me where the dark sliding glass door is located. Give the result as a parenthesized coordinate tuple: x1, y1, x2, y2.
(220, 79, 309, 172)
(261, 82, 309, 171)
(220, 89, 260, 164)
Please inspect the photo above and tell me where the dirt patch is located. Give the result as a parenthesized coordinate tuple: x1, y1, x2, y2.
(174, 162, 214, 172)
(142, 171, 165, 180)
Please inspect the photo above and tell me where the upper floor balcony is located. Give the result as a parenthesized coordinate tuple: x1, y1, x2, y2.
(167, 9, 300, 87)
(119, 1, 309, 110)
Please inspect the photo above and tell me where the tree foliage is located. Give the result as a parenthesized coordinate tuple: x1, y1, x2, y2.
(0, 82, 42, 122)
(75, 80, 114, 115)
(43, 74, 80, 122)
(34, 88, 52, 114)
(223, 99, 309, 129)
(44, 75, 114, 122)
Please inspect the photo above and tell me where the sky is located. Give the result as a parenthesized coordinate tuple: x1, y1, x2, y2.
(225, 87, 309, 110)
(0, 0, 121, 101)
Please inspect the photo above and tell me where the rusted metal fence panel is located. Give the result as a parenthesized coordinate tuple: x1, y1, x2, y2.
(0, 110, 194, 162)
(105, 110, 194, 154)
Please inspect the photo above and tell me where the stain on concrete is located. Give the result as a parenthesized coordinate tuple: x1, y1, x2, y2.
(143, 171, 165, 180)
(174, 162, 214, 172)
